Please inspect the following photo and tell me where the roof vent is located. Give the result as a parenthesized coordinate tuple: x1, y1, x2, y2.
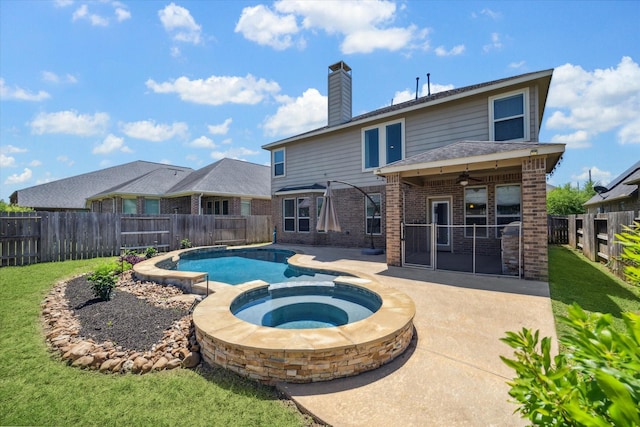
(328, 61, 352, 127)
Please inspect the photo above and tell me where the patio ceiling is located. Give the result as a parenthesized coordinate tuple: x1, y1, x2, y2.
(374, 141, 565, 186)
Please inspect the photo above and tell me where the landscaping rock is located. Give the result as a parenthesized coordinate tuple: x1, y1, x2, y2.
(182, 351, 201, 368)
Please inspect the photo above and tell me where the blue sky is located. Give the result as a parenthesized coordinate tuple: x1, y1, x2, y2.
(1, 0, 639, 202)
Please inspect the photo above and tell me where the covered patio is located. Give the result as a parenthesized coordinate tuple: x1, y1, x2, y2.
(375, 141, 565, 280)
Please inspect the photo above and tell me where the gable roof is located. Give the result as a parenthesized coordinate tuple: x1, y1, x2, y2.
(166, 158, 271, 199)
(263, 68, 554, 150)
(90, 166, 193, 199)
(11, 161, 192, 210)
(584, 160, 640, 206)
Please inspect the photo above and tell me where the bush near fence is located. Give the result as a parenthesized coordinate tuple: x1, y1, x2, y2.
(0, 212, 272, 267)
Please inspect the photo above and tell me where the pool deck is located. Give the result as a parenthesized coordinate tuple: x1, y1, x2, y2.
(269, 244, 558, 427)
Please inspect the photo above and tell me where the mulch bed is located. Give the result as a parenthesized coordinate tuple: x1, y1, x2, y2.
(64, 276, 188, 352)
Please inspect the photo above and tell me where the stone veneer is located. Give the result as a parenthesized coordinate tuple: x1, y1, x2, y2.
(193, 258, 415, 384)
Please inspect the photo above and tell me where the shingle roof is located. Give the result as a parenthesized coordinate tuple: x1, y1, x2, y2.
(12, 161, 192, 210)
(167, 158, 271, 198)
(92, 166, 193, 197)
(584, 161, 640, 206)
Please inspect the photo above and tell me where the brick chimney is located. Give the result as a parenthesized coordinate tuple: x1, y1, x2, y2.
(328, 61, 352, 127)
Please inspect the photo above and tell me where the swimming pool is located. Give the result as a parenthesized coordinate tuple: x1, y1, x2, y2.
(173, 248, 338, 285)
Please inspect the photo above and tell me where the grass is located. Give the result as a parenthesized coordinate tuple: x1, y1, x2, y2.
(548, 245, 640, 341)
(0, 259, 308, 427)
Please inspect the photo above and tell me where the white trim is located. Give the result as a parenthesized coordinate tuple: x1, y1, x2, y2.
(272, 148, 286, 178)
(489, 88, 530, 142)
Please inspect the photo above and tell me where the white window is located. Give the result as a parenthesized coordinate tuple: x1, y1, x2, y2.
(297, 198, 310, 232)
(496, 184, 521, 237)
(144, 198, 160, 214)
(365, 193, 381, 235)
(489, 90, 529, 141)
(122, 198, 136, 214)
(464, 187, 487, 238)
(273, 148, 285, 177)
(283, 198, 295, 232)
(241, 199, 251, 216)
(362, 119, 404, 170)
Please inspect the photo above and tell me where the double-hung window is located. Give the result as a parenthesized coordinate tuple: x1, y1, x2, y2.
(283, 197, 310, 232)
(489, 90, 529, 141)
(123, 198, 137, 214)
(240, 199, 251, 216)
(273, 148, 285, 177)
(365, 194, 381, 235)
(362, 119, 404, 170)
(214, 200, 229, 215)
(496, 184, 521, 237)
(297, 198, 310, 232)
(464, 187, 487, 238)
(144, 198, 159, 214)
(283, 199, 295, 231)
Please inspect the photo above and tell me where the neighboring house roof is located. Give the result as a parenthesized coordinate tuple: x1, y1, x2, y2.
(11, 161, 192, 210)
(90, 166, 193, 199)
(166, 158, 271, 199)
(375, 141, 565, 177)
(584, 161, 640, 206)
(263, 68, 553, 149)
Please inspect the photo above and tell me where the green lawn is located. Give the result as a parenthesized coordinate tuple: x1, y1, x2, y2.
(0, 259, 308, 427)
(548, 245, 640, 340)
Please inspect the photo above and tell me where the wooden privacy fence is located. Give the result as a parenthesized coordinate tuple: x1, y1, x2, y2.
(1, 212, 272, 267)
(566, 211, 636, 279)
(548, 215, 569, 244)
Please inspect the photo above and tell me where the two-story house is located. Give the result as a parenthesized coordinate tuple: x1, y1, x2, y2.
(263, 61, 565, 280)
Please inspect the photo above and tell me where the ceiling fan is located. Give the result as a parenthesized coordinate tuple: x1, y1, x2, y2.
(456, 171, 481, 186)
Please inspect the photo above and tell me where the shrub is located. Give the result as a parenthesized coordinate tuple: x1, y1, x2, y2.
(120, 253, 145, 266)
(180, 238, 192, 249)
(501, 304, 640, 426)
(87, 262, 122, 301)
(144, 246, 158, 258)
(615, 221, 640, 285)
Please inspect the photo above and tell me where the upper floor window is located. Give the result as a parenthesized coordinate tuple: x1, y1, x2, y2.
(273, 148, 285, 177)
(489, 90, 529, 141)
(362, 119, 404, 170)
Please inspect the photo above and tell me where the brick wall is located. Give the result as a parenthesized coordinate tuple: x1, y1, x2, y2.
(521, 157, 548, 280)
(385, 173, 402, 266)
(251, 199, 271, 216)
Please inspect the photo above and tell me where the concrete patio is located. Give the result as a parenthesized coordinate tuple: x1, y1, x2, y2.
(271, 244, 558, 427)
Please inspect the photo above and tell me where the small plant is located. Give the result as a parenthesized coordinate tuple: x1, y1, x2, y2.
(616, 221, 640, 285)
(501, 304, 640, 426)
(120, 252, 145, 266)
(180, 238, 192, 249)
(144, 246, 158, 258)
(88, 263, 120, 301)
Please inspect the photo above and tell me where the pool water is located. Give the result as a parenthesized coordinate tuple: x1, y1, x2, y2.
(174, 249, 338, 285)
(231, 282, 382, 329)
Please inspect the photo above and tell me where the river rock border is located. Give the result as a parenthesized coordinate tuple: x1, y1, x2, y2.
(41, 274, 202, 374)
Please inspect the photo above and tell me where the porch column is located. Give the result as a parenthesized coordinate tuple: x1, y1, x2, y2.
(521, 157, 548, 281)
(190, 194, 201, 215)
(385, 173, 402, 266)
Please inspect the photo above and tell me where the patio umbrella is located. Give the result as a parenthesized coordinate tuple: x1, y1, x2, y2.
(316, 182, 341, 232)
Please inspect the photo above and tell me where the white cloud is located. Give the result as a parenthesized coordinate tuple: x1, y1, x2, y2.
(210, 147, 259, 161)
(29, 160, 42, 167)
(208, 118, 232, 135)
(509, 61, 526, 69)
(474, 8, 501, 20)
(158, 3, 202, 44)
(0, 145, 27, 154)
(434, 44, 465, 57)
(30, 110, 109, 136)
(4, 168, 32, 185)
(572, 166, 612, 186)
(550, 130, 591, 149)
(72, 4, 109, 26)
(483, 32, 503, 52)
(57, 156, 74, 166)
(41, 71, 77, 84)
(235, 5, 299, 50)
(546, 56, 640, 145)
(235, 0, 429, 54)
(92, 134, 132, 154)
(115, 7, 131, 22)
(0, 78, 50, 101)
(121, 120, 188, 141)
(54, 0, 73, 7)
(0, 154, 16, 168)
(263, 88, 326, 137)
(146, 74, 281, 106)
(188, 136, 216, 148)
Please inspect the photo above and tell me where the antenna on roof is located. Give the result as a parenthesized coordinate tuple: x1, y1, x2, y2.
(427, 73, 431, 96)
(415, 77, 419, 100)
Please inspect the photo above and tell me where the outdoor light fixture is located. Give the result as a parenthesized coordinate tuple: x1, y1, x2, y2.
(459, 178, 469, 186)
(530, 148, 539, 156)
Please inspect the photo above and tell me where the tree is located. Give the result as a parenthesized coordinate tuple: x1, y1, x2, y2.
(0, 199, 34, 212)
(547, 181, 596, 215)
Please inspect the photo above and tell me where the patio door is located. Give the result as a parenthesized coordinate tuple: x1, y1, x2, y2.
(429, 198, 451, 251)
